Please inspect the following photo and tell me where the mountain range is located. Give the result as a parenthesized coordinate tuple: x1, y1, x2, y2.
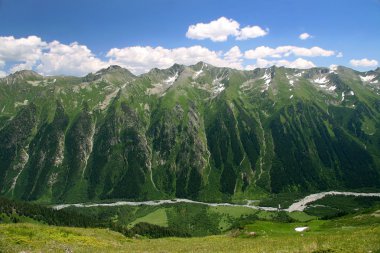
(0, 63, 379, 203)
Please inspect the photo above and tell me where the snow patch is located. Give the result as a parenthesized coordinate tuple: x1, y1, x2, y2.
(314, 76, 329, 84)
(193, 63, 204, 79)
(211, 70, 229, 95)
(290, 95, 294, 99)
(164, 72, 179, 86)
(261, 70, 271, 92)
(27, 80, 41, 86)
(360, 75, 376, 82)
(341, 92, 345, 102)
(328, 85, 336, 91)
(329, 64, 338, 74)
(212, 77, 225, 94)
(295, 227, 309, 232)
(14, 100, 29, 107)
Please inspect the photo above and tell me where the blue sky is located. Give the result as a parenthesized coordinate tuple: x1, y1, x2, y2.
(0, 0, 379, 76)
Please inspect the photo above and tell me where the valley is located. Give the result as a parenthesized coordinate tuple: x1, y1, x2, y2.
(1, 63, 380, 252)
(53, 191, 380, 212)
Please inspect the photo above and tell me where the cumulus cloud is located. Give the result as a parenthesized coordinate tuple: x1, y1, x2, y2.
(0, 35, 107, 76)
(244, 46, 335, 59)
(246, 58, 315, 69)
(0, 35, 341, 77)
(0, 70, 6, 78)
(0, 35, 47, 71)
(299, 33, 312, 40)
(186, 17, 267, 42)
(349, 58, 378, 67)
(336, 52, 343, 58)
(236, 26, 269, 40)
(107, 45, 243, 74)
(36, 41, 107, 76)
(255, 58, 315, 69)
(223, 46, 243, 62)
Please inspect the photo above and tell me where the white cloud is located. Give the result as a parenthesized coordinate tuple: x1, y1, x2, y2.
(0, 36, 46, 62)
(329, 64, 338, 71)
(186, 17, 240, 42)
(246, 58, 315, 69)
(10, 63, 35, 73)
(244, 45, 335, 59)
(236, 26, 268, 40)
(0, 36, 47, 72)
(0, 36, 107, 76)
(223, 46, 243, 62)
(336, 52, 343, 58)
(0, 35, 345, 77)
(299, 33, 312, 40)
(186, 17, 267, 42)
(0, 70, 6, 78)
(349, 58, 378, 67)
(36, 41, 107, 76)
(107, 45, 243, 74)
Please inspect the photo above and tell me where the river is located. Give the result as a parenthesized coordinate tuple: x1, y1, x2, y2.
(52, 191, 380, 212)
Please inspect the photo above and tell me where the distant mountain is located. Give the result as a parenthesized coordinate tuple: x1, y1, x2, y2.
(0, 63, 379, 203)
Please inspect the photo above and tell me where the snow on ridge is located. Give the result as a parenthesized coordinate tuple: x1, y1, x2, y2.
(193, 63, 204, 79)
(212, 77, 225, 94)
(360, 75, 376, 82)
(261, 70, 272, 92)
(262, 71, 271, 85)
(329, 65, 338, 74)
(212, 70, 229, 94)
(214, 84, 225, 93)
(314, 76, 329, 84)
(328, 85, 336, 91)
(164, 72, 179, 85)
(286, 73, 300, 86)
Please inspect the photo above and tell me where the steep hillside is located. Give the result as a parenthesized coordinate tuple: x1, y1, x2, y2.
(0, 63, 379, 203)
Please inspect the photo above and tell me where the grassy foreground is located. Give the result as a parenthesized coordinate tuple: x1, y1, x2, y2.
(0, 222, 379, 253)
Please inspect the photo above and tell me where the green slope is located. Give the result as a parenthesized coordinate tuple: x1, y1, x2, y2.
(0, 64, 379, 203)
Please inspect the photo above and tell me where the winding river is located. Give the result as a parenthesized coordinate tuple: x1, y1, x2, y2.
(52, 191, 380, 212)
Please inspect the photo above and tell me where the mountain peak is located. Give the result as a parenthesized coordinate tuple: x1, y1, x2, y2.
(83, 65, 135, 84)
(95, 65, 134, 75)
(10, 70, 42, 79)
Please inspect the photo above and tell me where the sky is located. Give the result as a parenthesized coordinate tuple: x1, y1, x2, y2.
(0, 0, 379, 76)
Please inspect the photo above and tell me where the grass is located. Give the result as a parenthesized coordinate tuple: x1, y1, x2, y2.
(288, 211, 316, 222)
(0, 222, 379, 253)
(208, 206, 257, 231)
(245, 220, 327, 235)
(128, 208, 168, 228)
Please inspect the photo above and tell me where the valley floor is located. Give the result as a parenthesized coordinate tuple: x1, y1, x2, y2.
(0, 222, 379, 253)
